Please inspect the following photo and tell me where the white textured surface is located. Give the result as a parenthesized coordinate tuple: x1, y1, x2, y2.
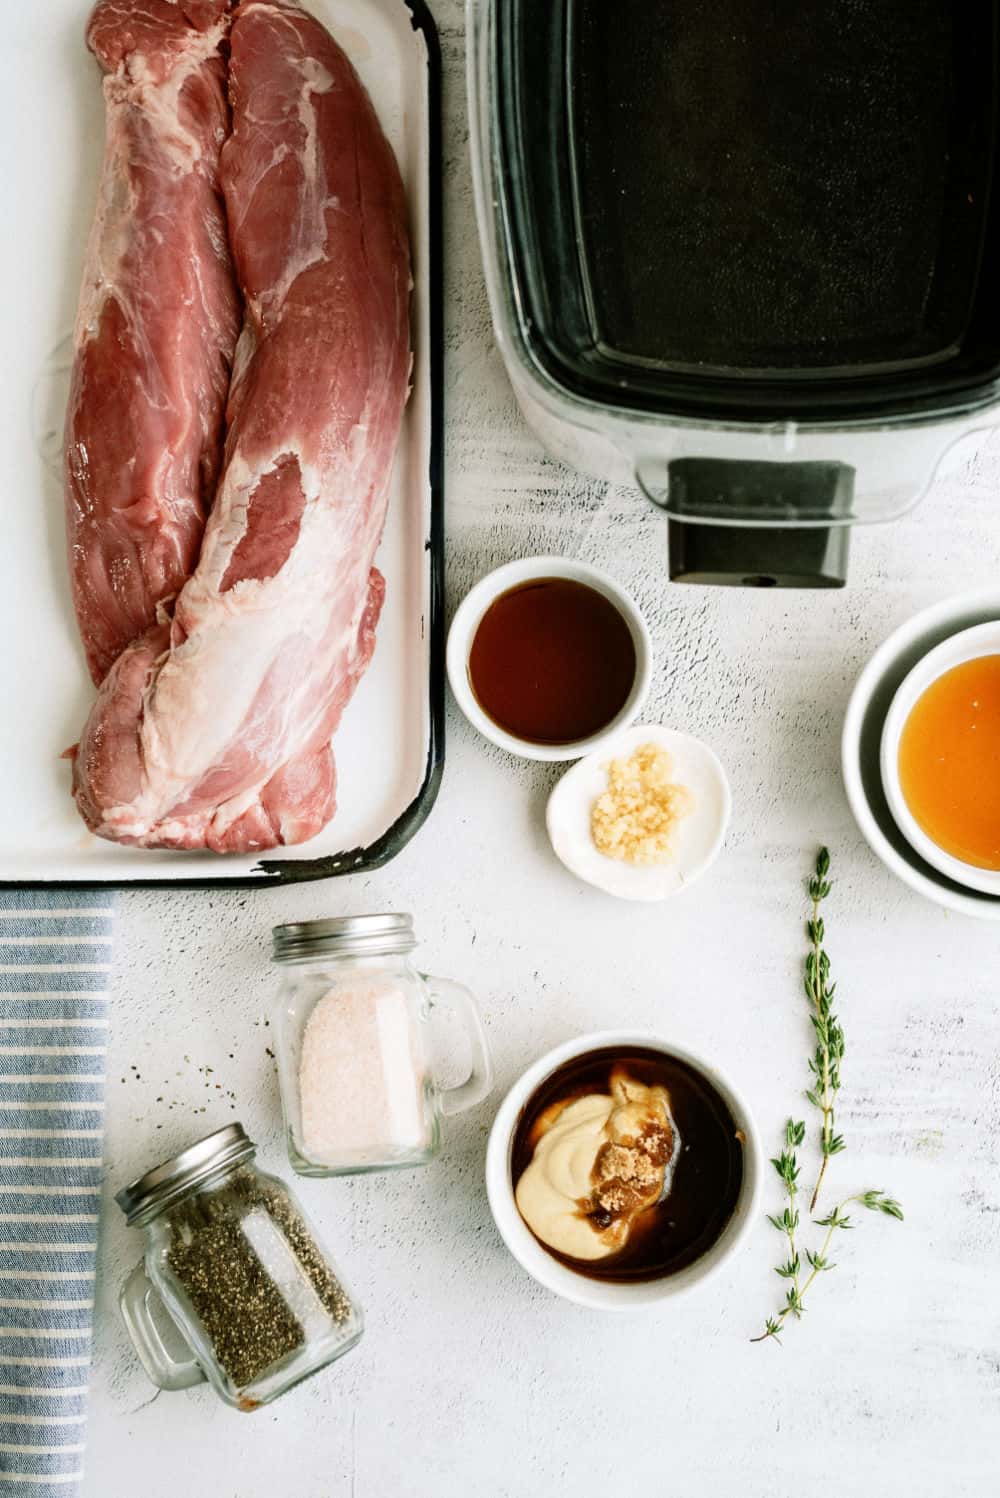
(84, 4, 1000, 1493)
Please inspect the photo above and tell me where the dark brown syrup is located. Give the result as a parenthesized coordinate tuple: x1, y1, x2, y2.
(467, 577, 636, 745)
(510, 1047, 744, 1282)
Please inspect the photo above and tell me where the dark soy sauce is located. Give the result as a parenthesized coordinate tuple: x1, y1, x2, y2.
(510, 1047, 744, 1282)
(467, 578, 636, 745)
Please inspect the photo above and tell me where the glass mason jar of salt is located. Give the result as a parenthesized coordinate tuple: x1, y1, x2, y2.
(272, 914, 493, 1175)
(116, 1124, 363, 1411)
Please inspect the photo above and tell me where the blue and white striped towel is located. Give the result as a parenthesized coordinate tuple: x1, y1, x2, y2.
(0, 890, 113, 1496)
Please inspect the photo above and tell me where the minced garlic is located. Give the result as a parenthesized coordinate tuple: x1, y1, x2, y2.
(590, 743, 694, 865)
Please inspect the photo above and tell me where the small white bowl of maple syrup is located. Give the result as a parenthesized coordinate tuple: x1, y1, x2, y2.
(446, 557, 652, 762)
(880, 621, 1000, 895)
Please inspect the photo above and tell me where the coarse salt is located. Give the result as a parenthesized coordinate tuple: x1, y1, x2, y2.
(298, 981, 429, 1165)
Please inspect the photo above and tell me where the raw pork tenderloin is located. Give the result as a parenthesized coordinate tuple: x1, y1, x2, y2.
(72, 0, 411, 851)
(65, 0, 241, 685)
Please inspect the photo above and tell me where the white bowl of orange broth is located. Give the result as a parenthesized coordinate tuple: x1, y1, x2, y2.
(880, 621, 1000, 895)
(843, 590, 1000, 918)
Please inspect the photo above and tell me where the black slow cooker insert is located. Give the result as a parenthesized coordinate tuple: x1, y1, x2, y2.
(493, 0, 1000, 584)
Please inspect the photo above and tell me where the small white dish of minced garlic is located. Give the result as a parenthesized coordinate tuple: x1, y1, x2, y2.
(545, 724, 731, 901)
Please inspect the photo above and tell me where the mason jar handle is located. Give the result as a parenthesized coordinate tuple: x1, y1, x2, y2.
(120, 1262, 205, 1392)
(424, 976, 494, 1118)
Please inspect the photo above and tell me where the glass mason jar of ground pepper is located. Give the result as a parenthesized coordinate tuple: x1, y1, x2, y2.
(116, 1124, 362, 1411)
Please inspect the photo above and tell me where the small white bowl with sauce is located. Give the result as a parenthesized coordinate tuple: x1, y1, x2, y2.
(485, 1031, 761, 1311)
(880, 620, 1000, 896)
(841, 587, 1000, 919)
(446, 556, 652, 761)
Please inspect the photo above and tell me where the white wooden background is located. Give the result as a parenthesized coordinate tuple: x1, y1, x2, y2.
(86, 4, 1000, 1493)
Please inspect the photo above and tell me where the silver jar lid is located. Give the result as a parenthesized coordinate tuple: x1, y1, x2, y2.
(116, 1123, 256, 1227)
(272, 913, 417, 963)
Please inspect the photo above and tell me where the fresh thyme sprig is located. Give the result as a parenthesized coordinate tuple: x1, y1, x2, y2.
(751, 1172, 903, 1344)
(803, 848, 844, 1211)
(752, 849, 904, 1345)
(761, 1120, 806, 1330)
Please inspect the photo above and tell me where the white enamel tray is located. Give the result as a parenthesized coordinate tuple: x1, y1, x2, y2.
(2, 0, 443, 887)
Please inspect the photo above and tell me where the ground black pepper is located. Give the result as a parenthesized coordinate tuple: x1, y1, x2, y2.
(165, 1167, 352, 1391)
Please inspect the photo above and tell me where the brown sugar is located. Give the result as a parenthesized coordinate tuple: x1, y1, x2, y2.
(591, 1116, 675, 1217)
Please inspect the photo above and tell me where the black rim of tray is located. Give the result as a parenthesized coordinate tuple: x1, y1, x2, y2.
(6, 0, 445, 892)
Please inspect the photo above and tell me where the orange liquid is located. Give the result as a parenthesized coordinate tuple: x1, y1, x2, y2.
(898, 655, 1000, 870)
